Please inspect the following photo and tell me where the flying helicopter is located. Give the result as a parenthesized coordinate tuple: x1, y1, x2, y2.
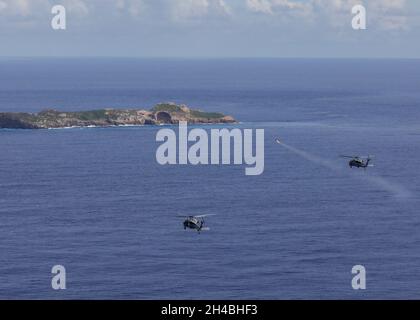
(178, 214, 215, 233)
(340, 155, 374, 169)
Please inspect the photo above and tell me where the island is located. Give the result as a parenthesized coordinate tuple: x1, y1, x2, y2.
(0, 103, 236, 129)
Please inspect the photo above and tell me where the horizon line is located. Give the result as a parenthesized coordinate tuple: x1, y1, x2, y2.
(1, 56, 420, 60)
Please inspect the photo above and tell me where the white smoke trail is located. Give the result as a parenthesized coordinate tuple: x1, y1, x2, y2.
(276, 140, 412, 199)
(355, 174, 412, 199)
(278, 141, 342, 171)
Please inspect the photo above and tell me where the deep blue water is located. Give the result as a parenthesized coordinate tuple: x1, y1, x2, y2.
(1, 58, 420, 299)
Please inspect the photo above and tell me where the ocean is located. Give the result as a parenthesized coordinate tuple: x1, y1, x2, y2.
(1, 58, 420, 299)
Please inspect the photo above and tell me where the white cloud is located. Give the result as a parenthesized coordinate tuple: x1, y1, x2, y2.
(247, 0, 313, 15)
(375, 0, 406, 10)
(171, 0, 231, 21)
(0, 1, 8, 12)
(63, 0, 89, 17)
(246, 0, 410, 30)
(0, 0, 88, 17)
(173, 0, 209, 19)
(370, 0, 408, 30)
(14, 0, 31, 16)
(246, 0, 273, 14)
(0, 0, 35, 16)
(114, 0, 147, 17)
(0, 0, 414, 32)
(214, 0, 232, 15)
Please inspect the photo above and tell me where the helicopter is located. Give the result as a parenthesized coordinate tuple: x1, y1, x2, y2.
(178, 214, 215, 233)
(340, 155, 374, 169)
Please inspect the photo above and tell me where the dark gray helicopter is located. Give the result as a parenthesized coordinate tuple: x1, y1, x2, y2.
(178, 214, 215, 233)
(340, 155, 374, 169)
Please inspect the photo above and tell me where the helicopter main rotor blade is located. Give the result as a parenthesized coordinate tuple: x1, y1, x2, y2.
(194, 214, 217, 218)
(340, 155, 375, 159)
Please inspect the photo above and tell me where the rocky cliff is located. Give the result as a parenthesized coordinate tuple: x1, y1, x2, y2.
(0, 103, 236, 129)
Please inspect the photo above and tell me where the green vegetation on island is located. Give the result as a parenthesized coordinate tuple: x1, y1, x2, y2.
(0, 103, 236, 129)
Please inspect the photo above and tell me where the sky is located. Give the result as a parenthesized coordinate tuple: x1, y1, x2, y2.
(0, 0, 419, 58)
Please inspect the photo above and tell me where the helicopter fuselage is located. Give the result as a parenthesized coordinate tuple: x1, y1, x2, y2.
(183, 217, 204, 232)
(349, 158, 369, 168)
